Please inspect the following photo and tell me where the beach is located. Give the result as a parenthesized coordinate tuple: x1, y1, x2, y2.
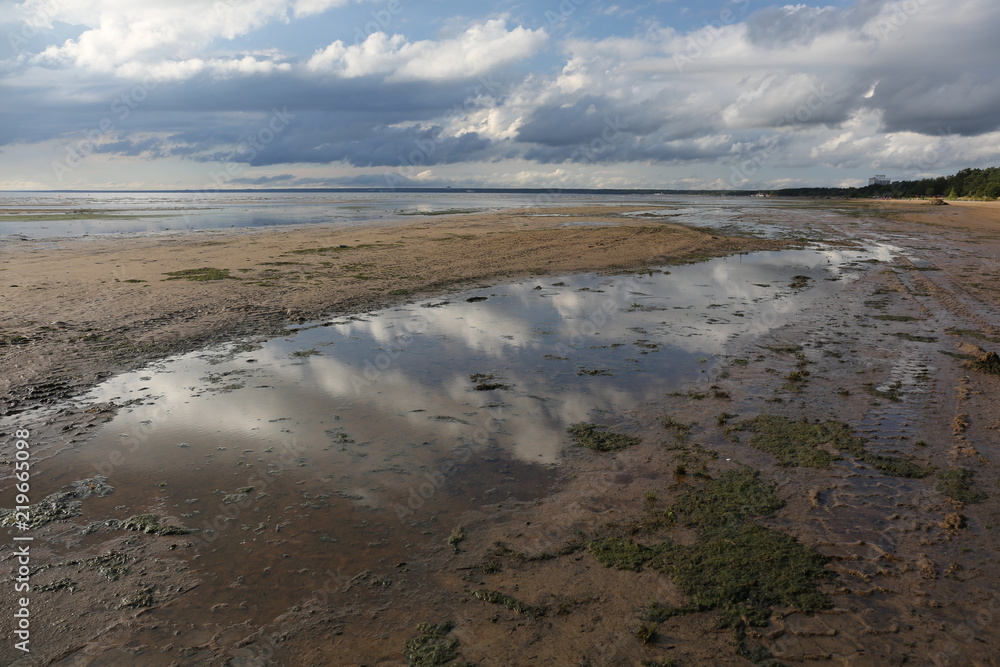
(0, 204, 782, 416)
(2, 197, 1000, 665)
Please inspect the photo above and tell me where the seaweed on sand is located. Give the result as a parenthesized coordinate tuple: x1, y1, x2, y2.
(163, 267, 235, 281)
(0, 476, 114, 529)
(588, 468, 833, 649)
(964, 351, 1000, 376)
(567, 422, 640, 452)
(403, 621, 472, 666)
(120, 514, 193, 536)
(729, 415, 932, 478)
(472, 589, 547, 619)
(936, 467, 987, 504)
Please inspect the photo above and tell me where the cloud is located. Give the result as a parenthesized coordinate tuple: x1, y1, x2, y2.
(307, 18, 548, 81)
(3, 0, 1000, 190)
(25, 0, 345, 76)
(140, 56, 293, 82)
(292, 0, 350, 17)
(744, 0, 888, 48)
(493, 0, 1000, 171)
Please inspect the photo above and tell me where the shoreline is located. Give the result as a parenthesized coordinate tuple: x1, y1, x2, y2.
(2, 199, 1000, 664)
(0, 205, 788, 416)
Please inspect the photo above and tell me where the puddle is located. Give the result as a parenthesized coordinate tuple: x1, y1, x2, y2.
(3, 243, 896, 629)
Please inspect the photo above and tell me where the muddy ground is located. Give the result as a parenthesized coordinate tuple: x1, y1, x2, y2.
(2, 199, 999, 666)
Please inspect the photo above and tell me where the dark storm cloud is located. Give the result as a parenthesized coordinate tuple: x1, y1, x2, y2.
(515, 96, 665, 146)
(1, 66, 512, 167)
(92, 136, 170, 157)
(230, 173, 423, 188)
(513, 95, 733, 164)
(90, 109, 496, 168)
(229, 118, 493, 168)
(229, 173, 298, 185)
(226, 174, 362, 188)
(739, 0, 1000, 138)
(521, 132, 735, 165)
(868, 75, 1000, 136)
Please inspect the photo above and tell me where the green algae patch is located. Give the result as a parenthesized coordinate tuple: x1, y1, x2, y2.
(651, 524, 833, 628)
(873, 314, 923, 322)
(635, 622, 658, 644)
(964, 351, 1000, 376)
(568, 422, 640, 452)
(892, 332, 937, 343)
(859, 452, 932, 479)
(121, 514, 193, 536)
(672, 468, 785, 528)
(730, 415, 844, 468)
(947, 328, 1000, 344)
(163, 267, 235, 281)
(468, 372, 512, 391)
(0, 476, 114, 529)
(403, 621, 468, 666)
(662, 468, 828, 628)
(588, 537, 654, 571)
(936, 467, 987, 504)
(287, 244, 374, 255)
(447, 526, 466, 554)
(586, 467, 831, 633)
(472, 589, 547, 619)
(0, 331, 30, 346)
(730, 415, 931, 478)
(86, 552, 130, 581)
(661, 414, 695, 445)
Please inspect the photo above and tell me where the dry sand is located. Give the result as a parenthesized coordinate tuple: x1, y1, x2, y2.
(2, 199, 1000, 666)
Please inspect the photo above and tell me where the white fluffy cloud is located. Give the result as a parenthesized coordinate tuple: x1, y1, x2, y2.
(307, 19, 548, 81)
(292, 0, 349, 17)
(24, 0, 347, 75)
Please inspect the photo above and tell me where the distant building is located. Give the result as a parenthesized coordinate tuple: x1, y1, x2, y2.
(869, 174, 891, 186)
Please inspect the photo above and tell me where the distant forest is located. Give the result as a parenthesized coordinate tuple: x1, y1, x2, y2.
(771, 166, 1000, 199)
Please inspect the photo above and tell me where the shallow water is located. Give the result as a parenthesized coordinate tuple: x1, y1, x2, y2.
(3, 239, 900, 630)
(0, 191, 807, 238)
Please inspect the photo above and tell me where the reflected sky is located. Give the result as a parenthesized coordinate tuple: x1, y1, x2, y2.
(80, 245, 893, 497)
(0, 242, 900, 621)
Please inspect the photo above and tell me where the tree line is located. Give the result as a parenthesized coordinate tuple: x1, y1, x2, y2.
(769, 166, 1000, 199)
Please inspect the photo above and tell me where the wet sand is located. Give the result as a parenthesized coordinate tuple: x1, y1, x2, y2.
(0, 205, 780, 416)
(2, 199, 1000, 666)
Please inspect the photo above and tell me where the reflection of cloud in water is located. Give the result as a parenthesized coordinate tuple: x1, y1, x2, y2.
(86, 246, 889, 485)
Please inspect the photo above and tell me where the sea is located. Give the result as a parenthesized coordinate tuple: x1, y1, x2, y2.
(0, 189, 779, 239)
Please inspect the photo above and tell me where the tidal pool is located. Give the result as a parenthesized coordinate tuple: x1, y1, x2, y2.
(13, 242, 898, 626)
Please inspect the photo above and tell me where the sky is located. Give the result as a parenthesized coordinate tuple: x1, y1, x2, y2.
(0, 0, 998, 191)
